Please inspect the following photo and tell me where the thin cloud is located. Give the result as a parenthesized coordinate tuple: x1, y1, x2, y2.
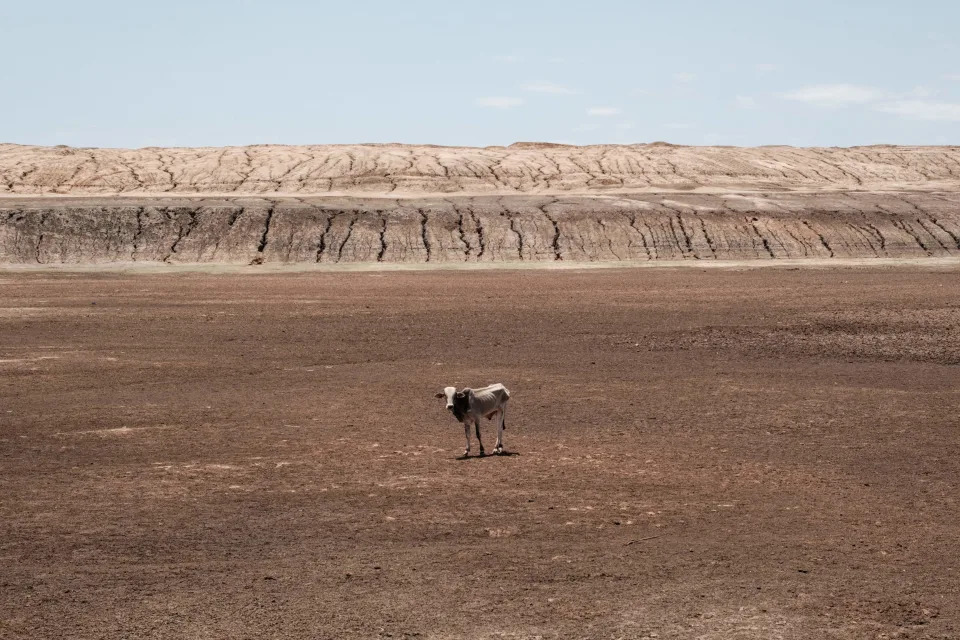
(755, 63, 779, 73)
(632, 86, 696, 98)
(616, 122, 635, 130)
(943, 73, 960, 81)
(523, 82, 576, 95)
(476, 96, 524, 109)
(875, 100, 960, 122)
(927, 32, 957, 51)
(587, 107, 621, 117)
(674, 72, 697, 83)
(665, 123, 694, 130)
(780, 84, 885, 107)
(907, 86, 938, 98)
(735, 95, 758, 109)
(573, 123, 600, 132)
(493, 55, 520, 63)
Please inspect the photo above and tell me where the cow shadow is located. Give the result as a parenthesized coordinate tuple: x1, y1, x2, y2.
(456, 451, 521, 461)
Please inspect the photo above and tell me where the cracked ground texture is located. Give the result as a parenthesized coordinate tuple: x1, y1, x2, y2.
(1, 143, 960, 265)
(3, 145, 960, 640)
(3, 142, 960, 195)
(1, 192, 959, 264)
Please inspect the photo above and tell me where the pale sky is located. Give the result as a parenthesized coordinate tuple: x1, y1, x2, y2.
(2, 0, 959, 148)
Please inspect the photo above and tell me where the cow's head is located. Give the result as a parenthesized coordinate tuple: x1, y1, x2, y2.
(435, 386, 457, 409)
(435, 386, 470, 422)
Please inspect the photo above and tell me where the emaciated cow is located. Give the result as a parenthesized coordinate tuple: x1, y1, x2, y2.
(435, 383, 510, 457)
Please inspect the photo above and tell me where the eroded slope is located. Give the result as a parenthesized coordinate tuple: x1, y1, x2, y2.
(3, 142, 960, 196)
(3, 192, 959, 264)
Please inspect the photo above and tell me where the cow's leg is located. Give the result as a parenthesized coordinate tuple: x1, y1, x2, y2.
(475, 421, 485, 456)
(494, 407, 506, 454)
(462, 421, 471, 457)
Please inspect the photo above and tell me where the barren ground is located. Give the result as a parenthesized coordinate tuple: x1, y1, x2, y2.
(2, 267, 958, 639)
(3, 143, 960, 196)
(3, 192, 960, 266)
(3, 143, 960, 266)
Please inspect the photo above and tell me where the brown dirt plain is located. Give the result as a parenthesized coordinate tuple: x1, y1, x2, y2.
(2, 266, 959, 639)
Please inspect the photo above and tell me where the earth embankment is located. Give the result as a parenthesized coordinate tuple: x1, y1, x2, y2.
(2, 142, 959, 265)
(2, 192, 959, 264)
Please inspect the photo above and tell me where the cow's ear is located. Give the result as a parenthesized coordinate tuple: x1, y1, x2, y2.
(434, 391, 445, 399)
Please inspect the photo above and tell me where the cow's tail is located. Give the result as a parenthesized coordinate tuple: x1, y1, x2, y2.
(503, 387, 510, 430)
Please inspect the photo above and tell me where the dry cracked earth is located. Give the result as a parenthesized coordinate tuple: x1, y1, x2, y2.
(4, 143, 960, 195)
(2, 143, 960, 639)
(1, 142, 960, 266)
(2, 192, 960, 266)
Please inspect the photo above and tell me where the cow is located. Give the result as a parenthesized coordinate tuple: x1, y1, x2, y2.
(435, 383, 510, 457)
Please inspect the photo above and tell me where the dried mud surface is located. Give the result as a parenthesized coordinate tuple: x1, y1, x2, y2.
(2, 191, 960, 265)
(2, 268, 958, 639)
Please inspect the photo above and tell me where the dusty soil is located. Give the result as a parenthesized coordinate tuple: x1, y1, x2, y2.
(1, 267, 958, 639)
(3, 192, 960, 265)
(3, 142, 960, 196)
